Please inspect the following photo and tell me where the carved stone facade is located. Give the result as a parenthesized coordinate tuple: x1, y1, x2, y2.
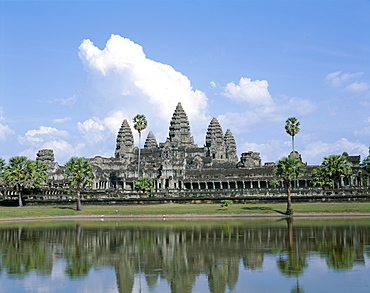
(37, 102, 368, 192)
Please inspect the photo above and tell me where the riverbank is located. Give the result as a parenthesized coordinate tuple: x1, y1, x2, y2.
(0, 202, 369, 221)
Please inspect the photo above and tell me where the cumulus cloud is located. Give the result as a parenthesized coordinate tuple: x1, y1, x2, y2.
(78, 34, 209, 144)
(77, 117, 108, 144)
(217, 87, 315, 135)
(0, 108, 14, 140)
(18, 126, 80, 163)
(19, 126, 69, 144)
(221, 77, 274, 108)
(0, 123, 14, 140)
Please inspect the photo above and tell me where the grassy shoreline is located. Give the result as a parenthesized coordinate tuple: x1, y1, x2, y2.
(0, 202, 369, 219)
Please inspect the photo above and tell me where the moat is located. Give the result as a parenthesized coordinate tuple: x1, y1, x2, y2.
(0, 218, 369, 293)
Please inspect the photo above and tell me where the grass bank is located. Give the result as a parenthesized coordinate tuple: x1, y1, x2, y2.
(0, 202, 369, 219)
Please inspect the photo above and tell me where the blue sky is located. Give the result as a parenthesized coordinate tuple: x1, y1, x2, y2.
(0, 0, 369, 165)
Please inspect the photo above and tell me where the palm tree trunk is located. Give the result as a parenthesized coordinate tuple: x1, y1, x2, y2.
(137, 132, 141, 177)
(17, 186, 23, 207)
(286, 182, 293, 215)
(76, 190, 82, 211)
(292, 135, 295, 152)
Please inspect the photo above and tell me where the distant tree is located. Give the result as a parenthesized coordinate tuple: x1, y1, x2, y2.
(133, 114, 148, 177)
(0, 158, 5, 199)
(4, 156, 48, 207)
(221, 199, 233, 209)
(361, 147, 370, 186)
(361, 147, 370, 173)
(269, 178, 282, 188)
(274, 156, 306, 215)
(0, 158, 5, 184)
(134, 177, 154, 193)
(311, 166, 333, 189)
(285, 117, 300, 152)
(322, 155, 351, 189)
(64, 157, 93, 211)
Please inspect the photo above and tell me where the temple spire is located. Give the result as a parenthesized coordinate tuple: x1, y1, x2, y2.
(224, 129, 238, 163)
(167, 102, 194, 146)
(205, 117, 225, 159)
(115, 119, 134, 158)
(144, 131, 158, 149)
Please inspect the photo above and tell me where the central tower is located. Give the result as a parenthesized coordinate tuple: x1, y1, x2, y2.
(166, 102, 195, 146)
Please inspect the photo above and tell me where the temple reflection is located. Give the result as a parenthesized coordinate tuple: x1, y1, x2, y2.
(0, 219, 369, 293)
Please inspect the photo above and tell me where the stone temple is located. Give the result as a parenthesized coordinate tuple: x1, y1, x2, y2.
(37, 102, 367, 195)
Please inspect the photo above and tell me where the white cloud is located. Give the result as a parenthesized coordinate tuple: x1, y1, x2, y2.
(78, 34, 209, 144)
(0, 108, 14, 140)
(325, 71, 363, 88)
(325, 71, 369, 100)
(49, 95, 77, 106)
(301, 138, 368, 164)
(53, 117, 71, 123)
(221, 77, 274, 108)
(343, 81, 369, 97)
(19, 126, 69, 144)
(17, 126, 78, 163)
(0, 123, 14, 140)
(77, 117, 108, 144)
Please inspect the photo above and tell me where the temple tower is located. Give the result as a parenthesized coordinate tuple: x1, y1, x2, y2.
(224, 129, 238, 163)
(144, 131, 158, 149)
(205, 117, 226, 160)
(36, 149, 55, 167)
(115, 119, 134, 158)
(167, 102, 194, 146)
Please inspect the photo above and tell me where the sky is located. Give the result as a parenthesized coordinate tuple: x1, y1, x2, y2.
(0, 0, 369, 165)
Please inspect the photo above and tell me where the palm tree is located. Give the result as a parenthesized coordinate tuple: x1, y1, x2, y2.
(285, 117, 300, 152)
(361, 147, 370, 172)
(322, 155, 351, 189)
(134, 177, 154, 193)
(311, 166, 333, 190)
(133, 114, 147, 177)
(0, 158, 5, 184)
(64, 157, 93, 211)
(274, 156, 306, 215)
(4, 156, 48, 207)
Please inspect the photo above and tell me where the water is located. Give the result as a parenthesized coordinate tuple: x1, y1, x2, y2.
(0, 218, 369, 293)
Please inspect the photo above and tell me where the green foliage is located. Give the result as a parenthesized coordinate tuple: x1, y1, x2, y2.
(134, 177, 154, 192)
(311, 166, 333, 188)
(64, 157, 93, 189)
(221, 199, 233, 209)
(322, 155, 351, 188)
(0, 158, 5, 185)
(133, 114, 148, 133)
(361, 147, 370, 173)
(285, 117, 300, 151)
(274, 156, 305, 215)
(3, 156, 48, 206)
(269, 178, 281, 187)
(274, 157, 306, 183)
(64, 157, 93, 211)
(133, 114, 148, 176)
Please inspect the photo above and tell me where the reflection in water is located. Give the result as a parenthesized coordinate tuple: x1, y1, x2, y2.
(0, 218, 369, 293)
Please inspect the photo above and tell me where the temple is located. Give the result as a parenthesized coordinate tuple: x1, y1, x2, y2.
(36, 102, 367, 196)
